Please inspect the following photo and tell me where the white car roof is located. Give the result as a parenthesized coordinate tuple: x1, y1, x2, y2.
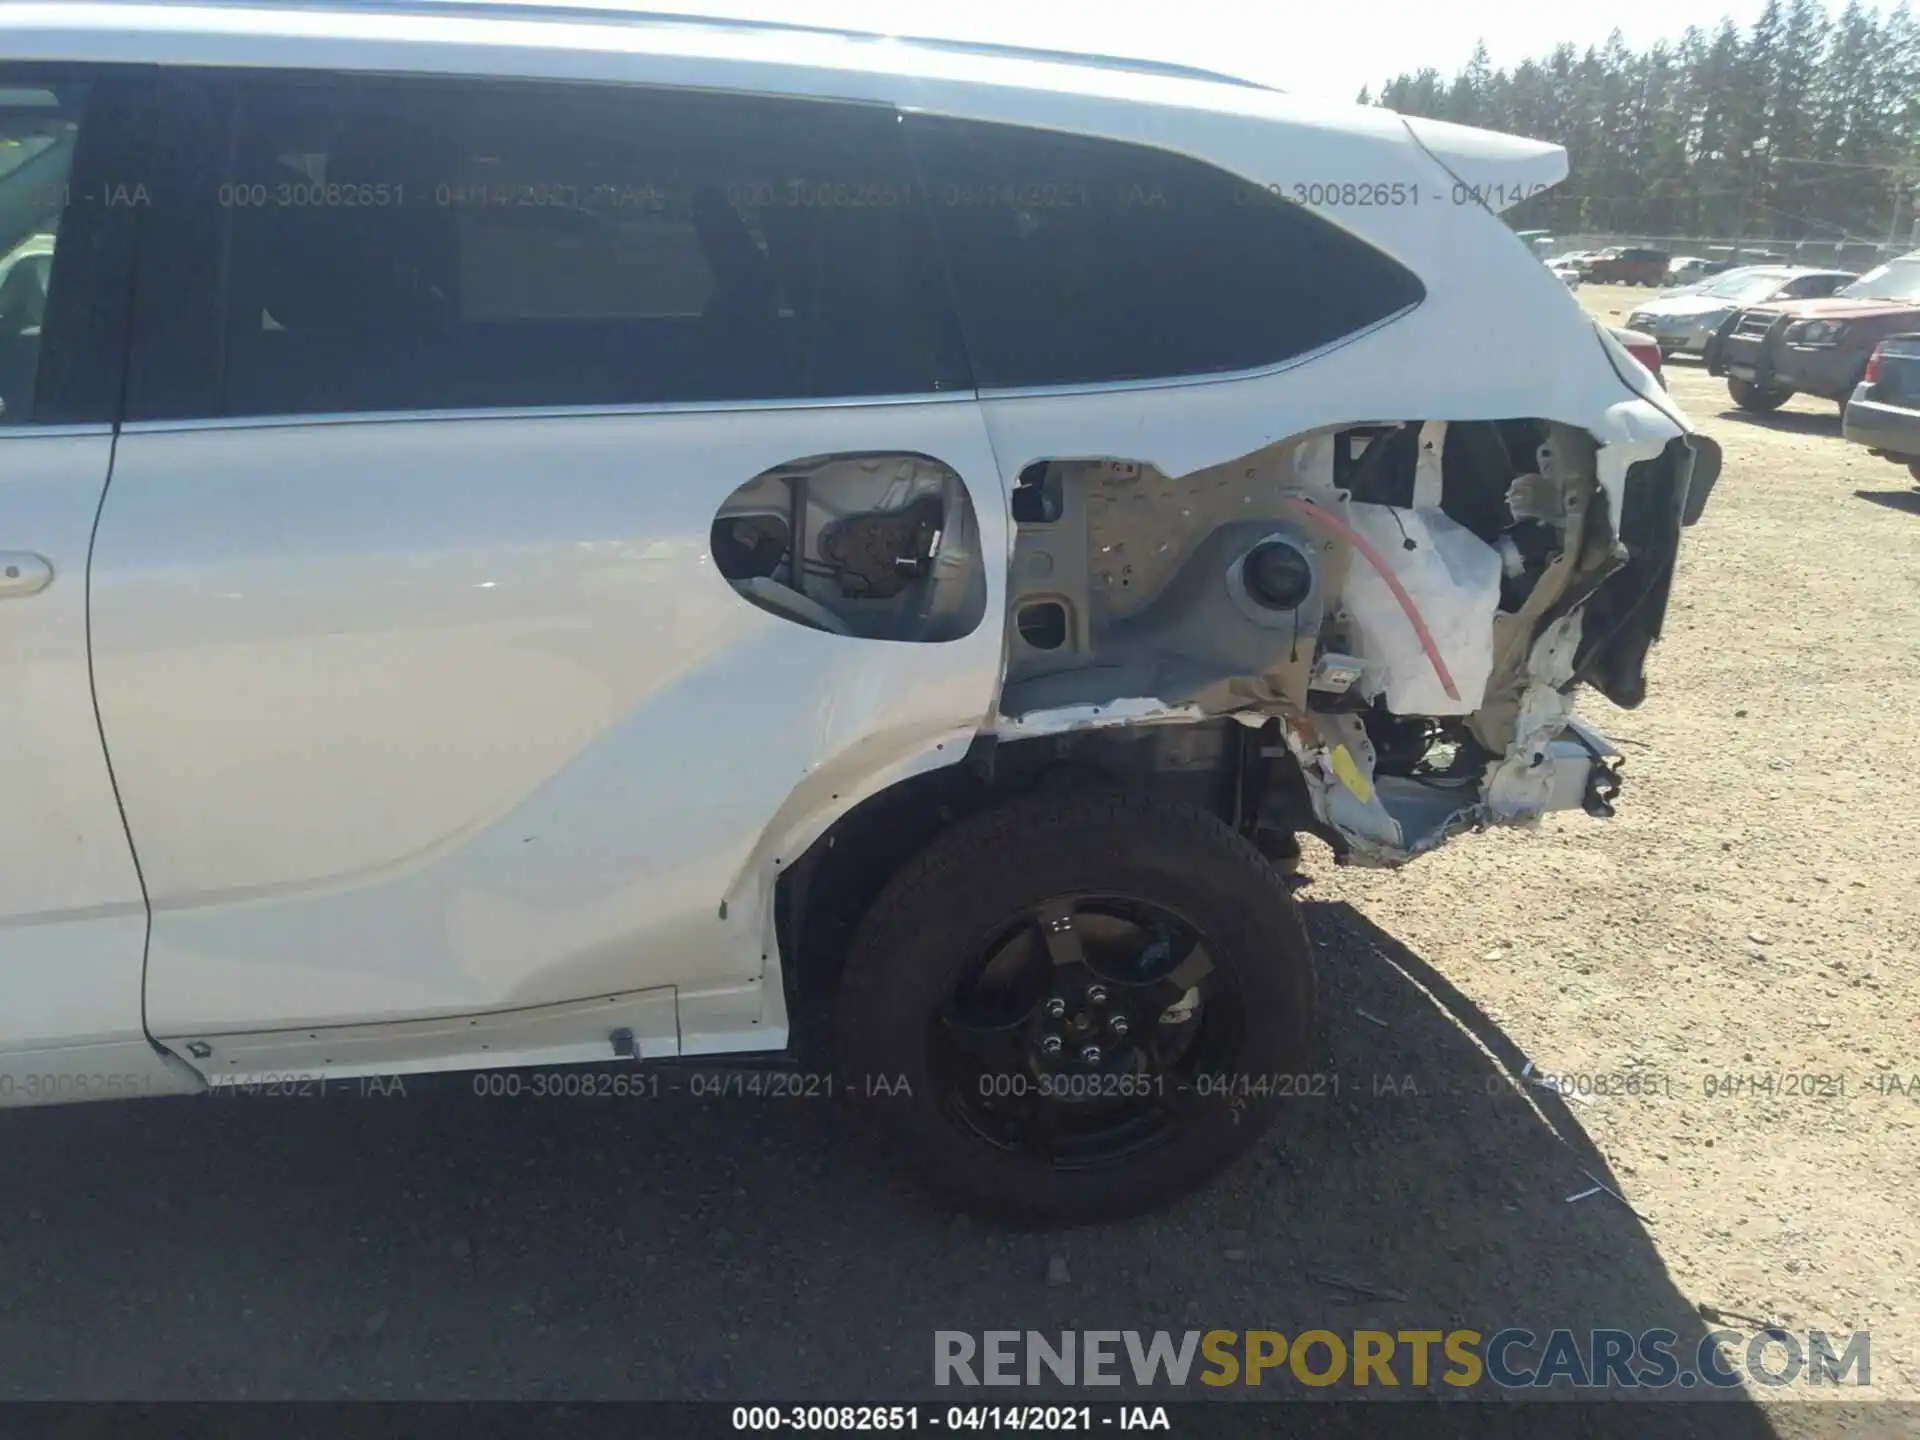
(1, 0, 1291, 98)
(325, 0, 1285, 89)
(0, 0, 1568, 204)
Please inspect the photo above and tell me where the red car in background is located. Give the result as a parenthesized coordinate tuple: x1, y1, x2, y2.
(1583, 247, 1673, 286)
(1612, 327, 1665, 387)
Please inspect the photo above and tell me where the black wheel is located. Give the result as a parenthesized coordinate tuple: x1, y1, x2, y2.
(1728, 378, 1792, 413)
(835, 789, 1315, 1223)
(1908, 460, 1920, 484)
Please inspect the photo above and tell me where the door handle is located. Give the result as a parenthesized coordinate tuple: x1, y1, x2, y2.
(0, 552, 53, 598)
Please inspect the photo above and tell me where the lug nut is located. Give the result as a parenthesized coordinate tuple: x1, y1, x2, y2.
(1039, 1034, 1063, 1056)
(1044, 997, 1067, 1020)
(1086, 985, 1109, 1005)
(1107, 1015, 1130, 1039)
(1080, 1044, 1103, 1066)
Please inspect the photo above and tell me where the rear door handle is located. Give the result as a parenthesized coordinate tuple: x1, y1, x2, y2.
(0, 552, 53, 598)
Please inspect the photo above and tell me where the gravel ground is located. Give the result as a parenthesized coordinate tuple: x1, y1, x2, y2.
(1, 285, 1914, 1431)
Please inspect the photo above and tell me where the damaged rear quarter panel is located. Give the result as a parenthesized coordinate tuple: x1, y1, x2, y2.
(731, 89, 1698, 973)
(965, 165, 1688, 862)
(720, 95, 1697, 975)
(984, 403, 1680, 864)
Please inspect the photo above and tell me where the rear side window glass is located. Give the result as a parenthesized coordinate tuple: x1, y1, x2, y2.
(906, 116, 1424, 389)
(203, 80, 968, 417)
(1782, 274, 1838, 299)
(0, 82, 85, 425)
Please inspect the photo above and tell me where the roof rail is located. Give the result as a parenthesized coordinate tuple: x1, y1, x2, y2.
(155, 0, 1277, 91)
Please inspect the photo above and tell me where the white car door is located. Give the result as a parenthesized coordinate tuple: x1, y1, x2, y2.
(0, 70, 192, 1102)
(92, 73, 1007, 1080)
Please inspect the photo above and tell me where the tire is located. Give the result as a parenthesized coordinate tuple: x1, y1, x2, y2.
(835, 789, 1315, 1224)
(1908, 460, 1920, 484)
(1728, 378, 1792, 413)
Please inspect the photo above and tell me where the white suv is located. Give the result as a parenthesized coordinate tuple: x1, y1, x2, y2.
(0, 0, 1717, 1221)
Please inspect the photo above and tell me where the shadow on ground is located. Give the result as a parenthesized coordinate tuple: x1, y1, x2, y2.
(1711, 406, 1843, 435)
(0, 902, 1777, 1433)
(1855, 487, 1920, 516)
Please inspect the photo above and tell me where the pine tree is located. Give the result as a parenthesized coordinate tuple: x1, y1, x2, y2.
(1371, 0, 1919, 241)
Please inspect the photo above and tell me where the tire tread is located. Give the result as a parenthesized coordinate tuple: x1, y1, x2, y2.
(834, 788, 1315, 1223)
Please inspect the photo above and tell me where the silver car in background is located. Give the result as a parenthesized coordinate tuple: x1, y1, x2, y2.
(1627, 266, 1856, 357)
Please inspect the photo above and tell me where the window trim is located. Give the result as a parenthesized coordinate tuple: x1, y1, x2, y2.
(114, 294, 1422, 433)
(973, 301, 1421, 402)
(114, 386, 979, 434)
(0, 421, 113, 440)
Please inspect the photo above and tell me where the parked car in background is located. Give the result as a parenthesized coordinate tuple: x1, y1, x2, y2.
(1547, 256, 1581, 288)
(1707, 251, 1920, 412)
(1667, 255, 1714, 285)
(1694, 252, 1784, 278)
(1841, 333, 1920, 482)
(1626, 266, 1857, 358)
(1584, 247, 1672, 285)
(1611, 326, 1666, 387)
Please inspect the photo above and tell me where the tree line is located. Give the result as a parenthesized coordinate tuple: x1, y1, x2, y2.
(1365, 0, 1920, 243)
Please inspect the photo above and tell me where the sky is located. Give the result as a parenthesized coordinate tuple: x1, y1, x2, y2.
(613, 0, 1902, 105)
(1268, 0, 1844, 101)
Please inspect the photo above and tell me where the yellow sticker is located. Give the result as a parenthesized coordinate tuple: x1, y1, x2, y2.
(1330, 744, 1375, 805)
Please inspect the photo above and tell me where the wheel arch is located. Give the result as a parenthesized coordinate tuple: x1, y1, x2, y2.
(775, 718, 1300, 1016)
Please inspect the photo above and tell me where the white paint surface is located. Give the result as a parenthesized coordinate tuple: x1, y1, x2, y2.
(0, 5, 1697, 1088)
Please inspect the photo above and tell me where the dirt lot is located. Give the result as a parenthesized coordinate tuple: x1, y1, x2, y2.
(0, 284, 1914, 1429)
(1298, 288, 1920, 1418)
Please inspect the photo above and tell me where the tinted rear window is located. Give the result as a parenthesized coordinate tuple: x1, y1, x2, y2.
(906, 116, 1424, 389)
(137, 77, 971, 419)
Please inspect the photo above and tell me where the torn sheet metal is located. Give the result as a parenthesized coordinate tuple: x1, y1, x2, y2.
(1485, 613, 1585, 822)
(992, 403, 1688, 868)
(993, 697, 1213, 739)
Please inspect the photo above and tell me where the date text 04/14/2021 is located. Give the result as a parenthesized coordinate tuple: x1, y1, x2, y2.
(730, 1406, 1171, 1432)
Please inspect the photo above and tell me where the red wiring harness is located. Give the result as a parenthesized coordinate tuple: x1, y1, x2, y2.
(1281, 495, 1462, 704)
